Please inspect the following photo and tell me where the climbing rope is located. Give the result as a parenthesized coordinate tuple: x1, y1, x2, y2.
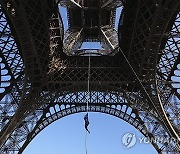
(84, 13, 94, 154)
(84, 53, 91, 153)
(87, 53, 91, 112)
(85, 130, 88, 154)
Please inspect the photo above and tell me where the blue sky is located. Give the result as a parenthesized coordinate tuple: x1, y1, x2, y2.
(24, 113, 157, 154)
(24, 5, 158, 154)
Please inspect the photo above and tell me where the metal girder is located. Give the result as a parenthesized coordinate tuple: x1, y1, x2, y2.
(60, 0, 119, 56)
(0, 0, 179, 153)
(100, 26, 118, 53)
(2, 91, 165, 153)
(0, 5, 24, 101)
(63, 28, 83, 55)
(101, 0, 122, 9)
(119, 0, 180, 147)
(140, 0, 180, 144)
(59, 0, 82, 8)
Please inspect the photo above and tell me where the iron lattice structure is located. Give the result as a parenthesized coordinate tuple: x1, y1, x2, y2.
(0, 0, 179, 153)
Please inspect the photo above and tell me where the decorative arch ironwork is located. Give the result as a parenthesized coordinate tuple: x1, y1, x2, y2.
(18, 91, 166, 154)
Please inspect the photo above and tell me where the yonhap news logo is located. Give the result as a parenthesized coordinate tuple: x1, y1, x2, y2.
(121, 132, 179, 149)
(122, 132, 137, 148)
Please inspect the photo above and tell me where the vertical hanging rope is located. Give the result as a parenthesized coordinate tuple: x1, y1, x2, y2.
(84, 11, 93, 154)
(87, 53, 91, 112)
(85, 130, 88, 154)
(84, 53, 91, 154)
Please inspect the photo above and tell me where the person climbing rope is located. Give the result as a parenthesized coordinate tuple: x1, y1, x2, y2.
(84, 113, 90, 134)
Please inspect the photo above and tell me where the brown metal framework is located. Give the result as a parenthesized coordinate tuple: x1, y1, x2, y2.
(0, 0, 179, 153)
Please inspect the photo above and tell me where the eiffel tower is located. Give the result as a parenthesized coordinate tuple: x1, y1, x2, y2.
(0, 0, 179, 153)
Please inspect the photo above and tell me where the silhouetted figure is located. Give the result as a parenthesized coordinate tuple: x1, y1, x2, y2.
(84, 113, 90, 134)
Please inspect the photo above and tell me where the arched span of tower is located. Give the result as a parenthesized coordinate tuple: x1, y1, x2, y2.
(0, 90, 175, 154)
(18, 91, 163, 154)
